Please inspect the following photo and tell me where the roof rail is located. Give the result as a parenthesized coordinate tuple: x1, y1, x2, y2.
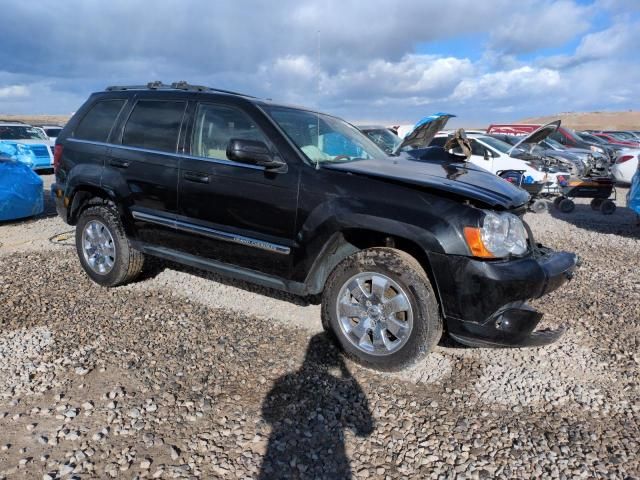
(105, 80, 254, 98)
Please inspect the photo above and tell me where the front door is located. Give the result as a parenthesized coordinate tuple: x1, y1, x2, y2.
(175, 102, 299, 278)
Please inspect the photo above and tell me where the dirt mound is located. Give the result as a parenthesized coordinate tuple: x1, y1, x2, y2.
(517, 111, 640, 130)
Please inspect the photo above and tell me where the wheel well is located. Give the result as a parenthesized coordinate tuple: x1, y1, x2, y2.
(340, 229, 442, 309)
(68, 187, 116, 225)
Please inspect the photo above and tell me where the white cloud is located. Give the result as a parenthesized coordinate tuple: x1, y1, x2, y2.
(0, 85, 29, 99)
(451, 66, 561, 102)
(489, 0, 592, 53)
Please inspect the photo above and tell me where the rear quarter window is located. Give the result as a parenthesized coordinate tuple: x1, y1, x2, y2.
(74, 99, 126, 142)
(122, 100, 186, 153)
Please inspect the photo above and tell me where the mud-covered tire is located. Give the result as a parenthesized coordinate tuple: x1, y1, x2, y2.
(75, 202, 144, 287)
(553, 196, 564, 209)
(321, 248, 442, 371)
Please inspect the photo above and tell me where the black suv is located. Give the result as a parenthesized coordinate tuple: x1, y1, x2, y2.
(52, 82, 577, 370)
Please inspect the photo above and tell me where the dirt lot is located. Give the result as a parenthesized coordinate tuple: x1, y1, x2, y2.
(0, 175, 638, 479)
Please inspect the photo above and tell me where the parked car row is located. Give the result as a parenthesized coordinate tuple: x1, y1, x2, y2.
(0, 120, 64, 172)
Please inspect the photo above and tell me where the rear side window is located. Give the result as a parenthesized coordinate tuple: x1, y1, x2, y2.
(122, 100, 186, 153)
(74, 99, 125, 142)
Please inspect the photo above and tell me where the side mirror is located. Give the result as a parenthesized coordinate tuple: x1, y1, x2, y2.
(226, 139, 286, 171)
(483, 149, 491, 160)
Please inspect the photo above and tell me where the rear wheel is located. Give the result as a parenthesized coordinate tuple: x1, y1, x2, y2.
(600, 199, 616, 215)
(559, 198, 575, 213)
(75, 203, 145, 287)
(321, 248, 442, 371)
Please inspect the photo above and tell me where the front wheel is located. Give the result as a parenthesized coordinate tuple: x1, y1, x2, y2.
(321, 248, 442, 371)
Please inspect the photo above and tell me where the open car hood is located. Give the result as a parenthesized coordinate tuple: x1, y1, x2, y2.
(509, 120, 561, 154)
(393, 113, 455, 154)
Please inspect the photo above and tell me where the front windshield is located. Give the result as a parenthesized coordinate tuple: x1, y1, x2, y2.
(264, 106, 387, 164)
(478, 135, 514, 154)
(0, 125, 48, 140)
(362, 128, 402, 154)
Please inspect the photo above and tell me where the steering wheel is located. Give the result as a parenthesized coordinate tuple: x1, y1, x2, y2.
(332, 155, 351, 162)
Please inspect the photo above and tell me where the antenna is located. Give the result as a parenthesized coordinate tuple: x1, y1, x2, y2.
(315, 29, 321, 170)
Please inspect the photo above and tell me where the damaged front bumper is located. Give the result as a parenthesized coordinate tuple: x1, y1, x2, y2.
(430, 248, 578, 348)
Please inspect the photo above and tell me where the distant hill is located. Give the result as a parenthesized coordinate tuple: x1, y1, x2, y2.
(517, 111, 640, 131)
(0, 114, 71, 126)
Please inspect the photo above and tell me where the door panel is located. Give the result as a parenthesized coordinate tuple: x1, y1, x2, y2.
(110, 99, 186, 245)
(176, 102, 299, 278)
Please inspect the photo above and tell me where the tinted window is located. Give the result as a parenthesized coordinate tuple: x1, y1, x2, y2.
(429, 137, 447, 147)
(123, 100, 186, 153)
(191, 103, 267, 160)
(75, 99, 125, 142)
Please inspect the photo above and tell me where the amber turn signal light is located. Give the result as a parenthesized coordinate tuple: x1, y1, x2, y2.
(463, 227, 495, 258)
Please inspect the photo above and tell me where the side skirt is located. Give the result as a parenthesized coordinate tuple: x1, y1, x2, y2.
(132, 241, 308, 296)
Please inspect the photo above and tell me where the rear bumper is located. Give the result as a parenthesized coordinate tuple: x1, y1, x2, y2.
(51, 183, 69, 221)
(430, 248, 577, 347)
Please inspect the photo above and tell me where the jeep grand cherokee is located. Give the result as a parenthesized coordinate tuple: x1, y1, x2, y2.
(51, 81, 577, 371)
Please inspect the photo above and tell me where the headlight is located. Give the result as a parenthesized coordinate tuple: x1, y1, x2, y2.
(590, 145, 604, 154)
(463, 211, 528, 258)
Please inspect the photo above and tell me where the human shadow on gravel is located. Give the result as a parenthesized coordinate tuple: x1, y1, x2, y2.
(548, 203, 640, 239)
(259, 333, 374, 479)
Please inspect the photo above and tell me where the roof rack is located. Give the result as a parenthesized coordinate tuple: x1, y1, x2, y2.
(105, 80, 254, 98)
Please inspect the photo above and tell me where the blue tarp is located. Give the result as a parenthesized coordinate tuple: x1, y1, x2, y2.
(0, 146, 44, 221)
(628, 170, 640, 215)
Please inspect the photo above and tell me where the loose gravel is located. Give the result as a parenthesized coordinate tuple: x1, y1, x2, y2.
(0, 176, 638, 479)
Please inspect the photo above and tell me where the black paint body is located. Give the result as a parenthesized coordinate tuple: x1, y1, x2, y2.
(52, 88, 577, 346)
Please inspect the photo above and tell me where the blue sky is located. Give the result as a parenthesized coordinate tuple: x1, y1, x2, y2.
(0, 0, 638, 126)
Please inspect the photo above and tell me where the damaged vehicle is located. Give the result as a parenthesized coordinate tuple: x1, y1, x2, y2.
(52, 82, 577, 370)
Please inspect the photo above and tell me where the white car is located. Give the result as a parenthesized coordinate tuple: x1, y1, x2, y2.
(0, 122, 54, 171)
(432, 126, 571, 189)
(611, 149, 639, 184)
(39, 125, 64, 144)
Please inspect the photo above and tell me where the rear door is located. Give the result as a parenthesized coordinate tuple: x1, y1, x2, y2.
(175, 100, 299, 278)
(106, 97, 187, 245)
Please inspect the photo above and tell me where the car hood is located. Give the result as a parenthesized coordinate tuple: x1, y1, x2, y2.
(509, 120, 560, 154)
(324, 156, 529, 209)
(393, 113, 456, 154)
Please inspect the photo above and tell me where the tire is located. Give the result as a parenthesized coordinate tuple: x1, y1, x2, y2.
(530, 199, 547, 214)
(75, 202, 145, 287)
(553, 196, 564, 209)
(590, 198, 604, 211)
(321, 248, 442, 371)
(600, 199, 616, 215)
(559, 198, 575, 213)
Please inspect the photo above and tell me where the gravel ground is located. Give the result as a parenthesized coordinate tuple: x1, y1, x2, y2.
(0, 175, 638, 479)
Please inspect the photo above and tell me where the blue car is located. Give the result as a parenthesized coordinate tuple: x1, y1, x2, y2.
(0, 152, 44, 221)
(0, 122, 54, 171)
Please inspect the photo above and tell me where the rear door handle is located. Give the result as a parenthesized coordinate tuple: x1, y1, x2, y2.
(109, 159, 130, 168)
(183, 171, 210, 184)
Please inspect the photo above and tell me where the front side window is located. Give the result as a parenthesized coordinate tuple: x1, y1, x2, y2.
(74, 99, 125, 142)
(265, 106, 386, 164)
(363, 128, 401, 154)
(122, 100, 186, 153)
(191, 103, 267, 160)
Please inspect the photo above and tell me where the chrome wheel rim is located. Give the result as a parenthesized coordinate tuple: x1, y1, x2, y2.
(336, 272, 414, 356)
(81, 220, 116, 275)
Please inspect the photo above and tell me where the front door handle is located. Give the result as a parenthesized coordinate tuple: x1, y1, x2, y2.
(109, 159, 130, 168)
(183, 171, 210, 184)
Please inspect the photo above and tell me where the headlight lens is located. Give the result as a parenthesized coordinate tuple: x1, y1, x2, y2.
(464, 211, 528, 258)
